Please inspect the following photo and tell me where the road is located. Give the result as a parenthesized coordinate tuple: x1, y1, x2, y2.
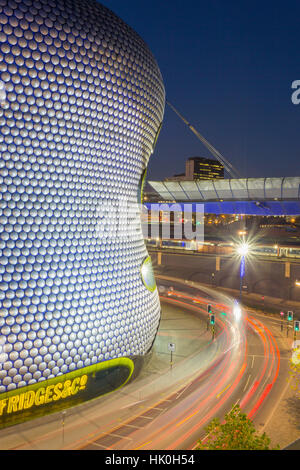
(83, 278, 285, 451)
(148, 246, 300, 265)
(0, 278, 295, 450)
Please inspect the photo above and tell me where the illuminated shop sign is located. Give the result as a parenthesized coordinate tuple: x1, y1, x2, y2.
(0, 375, 88, 416)
(0, 358, 134, 428)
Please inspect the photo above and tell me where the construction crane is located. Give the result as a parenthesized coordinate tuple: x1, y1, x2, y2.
(166, 100, 241, 179)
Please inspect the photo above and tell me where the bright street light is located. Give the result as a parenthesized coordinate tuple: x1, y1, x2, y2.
(237, 242, 249, 257)
(235, 239, 253, 301)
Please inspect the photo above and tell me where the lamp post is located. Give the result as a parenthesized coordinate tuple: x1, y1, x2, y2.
(239, 254, 245, 301)
(237, 242, 249, 302)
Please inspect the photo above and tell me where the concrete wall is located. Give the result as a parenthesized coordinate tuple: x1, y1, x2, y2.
(150, 251, 300, 302)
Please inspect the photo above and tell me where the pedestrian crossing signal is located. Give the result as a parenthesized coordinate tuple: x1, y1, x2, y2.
(210, 314, 215, 325)
(295, 321, 300, 332)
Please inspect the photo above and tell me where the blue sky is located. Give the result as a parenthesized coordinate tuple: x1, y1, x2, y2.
(100, 0, 300, 180)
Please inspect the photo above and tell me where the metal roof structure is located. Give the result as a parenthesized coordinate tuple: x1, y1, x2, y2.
(149, 177, 300, 202)
(148, 177, 300, 215)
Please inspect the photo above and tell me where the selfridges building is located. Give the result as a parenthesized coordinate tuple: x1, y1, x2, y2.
(0, 0, 165, 427)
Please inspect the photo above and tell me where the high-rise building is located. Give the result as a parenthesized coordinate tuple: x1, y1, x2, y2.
(185, 157, 224, 180)
(164, 157, 224, 182)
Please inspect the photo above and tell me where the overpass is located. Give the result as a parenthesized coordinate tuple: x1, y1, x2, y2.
(148, 177, 300, 215)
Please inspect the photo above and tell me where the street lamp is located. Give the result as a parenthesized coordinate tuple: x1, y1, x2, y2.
(237, 242, 249, 258)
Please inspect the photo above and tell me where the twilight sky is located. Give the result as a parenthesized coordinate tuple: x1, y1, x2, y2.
(101, 0, 300, 181)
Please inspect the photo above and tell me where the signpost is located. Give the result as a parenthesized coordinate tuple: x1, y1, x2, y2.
(168, 342, 175, 368)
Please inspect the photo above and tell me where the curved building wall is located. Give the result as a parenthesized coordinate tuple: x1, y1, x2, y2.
(0, 0, 165, 419)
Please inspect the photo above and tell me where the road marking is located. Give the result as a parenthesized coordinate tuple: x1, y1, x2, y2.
(134, 440, 152, 450)
(87, 441, 107, 449)
(110, 432, 132, 441)
(120, 400, 145, 409)
(243, 374, 251, 392)
(123, 423, 142, 429)
(251, 355, 255, 368)
(176, 408, 199, 427)
(216, 382, 231, 399)
(176, 383, 192, 400)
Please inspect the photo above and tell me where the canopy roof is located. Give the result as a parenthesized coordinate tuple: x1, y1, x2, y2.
(149, 177, 300, 202)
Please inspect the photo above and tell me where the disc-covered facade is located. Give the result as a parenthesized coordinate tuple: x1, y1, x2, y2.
(0, 0, 165, 426)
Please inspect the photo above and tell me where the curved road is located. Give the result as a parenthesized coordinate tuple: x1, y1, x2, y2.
(0, 277, 292, 450)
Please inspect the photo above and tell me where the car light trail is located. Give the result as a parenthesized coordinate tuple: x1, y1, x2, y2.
(132, 295, 247, 450)
(104, 293, 245, 451)
(9, 285, 282, 451)
(240, 317, 269, 409)
(79, 292, 280, 451)
(167, 360, 248, 450)
(247, 316, 280, 419)
(72, 295, 235, 451)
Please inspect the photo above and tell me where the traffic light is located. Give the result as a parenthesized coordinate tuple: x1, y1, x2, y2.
(207, 304, 212, 314)
(280, 311, 284, 317)
(210, 314, 215, 325)
(295, 321, 300, 332)
(287, 311, 293, 321)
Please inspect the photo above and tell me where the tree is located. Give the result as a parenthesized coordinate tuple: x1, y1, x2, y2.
(196, 404, 279, 450)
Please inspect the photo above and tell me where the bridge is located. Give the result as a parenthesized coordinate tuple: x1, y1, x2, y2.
(148, 176, 300, 215)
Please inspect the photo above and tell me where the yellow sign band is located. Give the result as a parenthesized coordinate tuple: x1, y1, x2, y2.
(0, 357, 134, 419)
